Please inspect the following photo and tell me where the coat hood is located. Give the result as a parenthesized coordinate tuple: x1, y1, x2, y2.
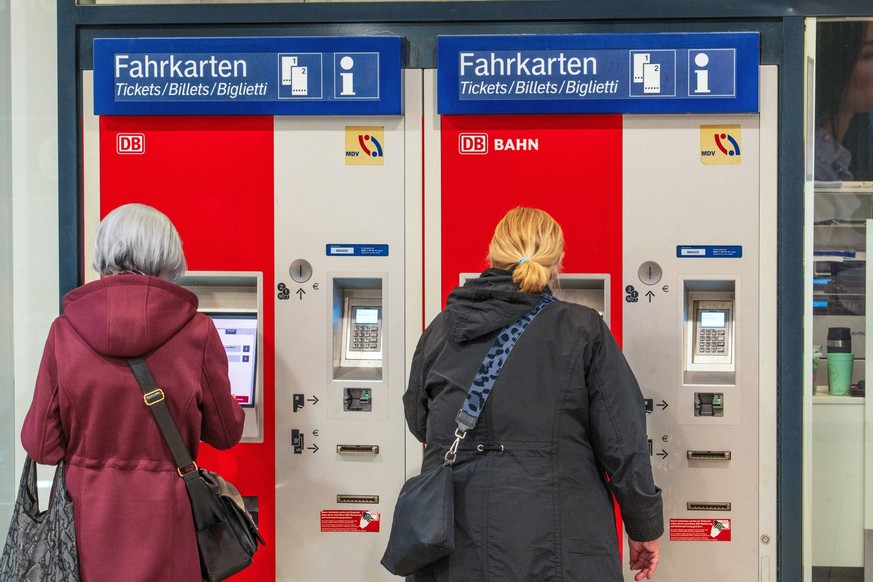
(61, 275, 198, 357)
(444, 269, 546, 343)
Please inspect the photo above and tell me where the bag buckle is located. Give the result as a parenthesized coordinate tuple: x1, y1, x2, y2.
(143, 388, 165, 406)
(443, 428, 467, 465)
(177, 462, 198, 477)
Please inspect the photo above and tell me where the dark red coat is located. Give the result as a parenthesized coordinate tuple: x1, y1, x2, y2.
(22, 274, 245, 581)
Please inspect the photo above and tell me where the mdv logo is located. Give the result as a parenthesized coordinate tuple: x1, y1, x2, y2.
(699, 125, 741, 165)
(714, 132, 740, 157)
(345, 126, 384, 166)
(357, 133, 383, 157)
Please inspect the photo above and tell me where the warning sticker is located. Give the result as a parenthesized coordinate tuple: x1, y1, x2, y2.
(669, 518, 731, 541)
(320, 510, 381, 533)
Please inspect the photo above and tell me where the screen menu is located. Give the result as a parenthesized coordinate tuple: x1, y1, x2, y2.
(207, 313, 258, 407)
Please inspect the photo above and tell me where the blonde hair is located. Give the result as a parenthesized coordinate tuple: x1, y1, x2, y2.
(487, 207, 564, 293)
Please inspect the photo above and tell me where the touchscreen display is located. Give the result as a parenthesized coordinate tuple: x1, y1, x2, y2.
(206, 312, 258, 407)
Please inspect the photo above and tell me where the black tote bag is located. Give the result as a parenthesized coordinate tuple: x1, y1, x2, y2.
(0, 457, 80, 582)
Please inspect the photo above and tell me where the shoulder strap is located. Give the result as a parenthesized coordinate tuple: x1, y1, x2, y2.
(126, 356, 197, 475)
(445, 294, 555, 464)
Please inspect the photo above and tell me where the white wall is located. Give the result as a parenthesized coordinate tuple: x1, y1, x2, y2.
(6, 0, 59, 510)
(0, 0, 13, 529)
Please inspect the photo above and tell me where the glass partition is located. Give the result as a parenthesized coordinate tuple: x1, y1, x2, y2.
(809, 17, 873, 582)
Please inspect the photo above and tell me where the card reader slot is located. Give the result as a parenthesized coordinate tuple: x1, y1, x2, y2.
(336, 444, 380, 455)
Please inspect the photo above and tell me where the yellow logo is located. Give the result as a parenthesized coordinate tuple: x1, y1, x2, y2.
(345, 126, 384, 166)
(700, 125, 741, 165)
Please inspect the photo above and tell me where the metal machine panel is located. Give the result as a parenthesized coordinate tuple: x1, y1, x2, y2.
(273, 71, 421, 580)
(620, 68, 777, 580)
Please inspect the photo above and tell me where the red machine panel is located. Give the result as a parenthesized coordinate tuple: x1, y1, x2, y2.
(440, 114, 624, 342)
(99, 115, 275, 581)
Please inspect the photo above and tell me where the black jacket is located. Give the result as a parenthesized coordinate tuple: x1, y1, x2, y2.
(403, 270, 663, 581)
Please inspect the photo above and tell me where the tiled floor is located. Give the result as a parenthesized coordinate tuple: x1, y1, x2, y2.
(812, 566, 864, 582)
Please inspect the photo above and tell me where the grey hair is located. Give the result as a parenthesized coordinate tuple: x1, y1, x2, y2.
(93, 203, 187, 282)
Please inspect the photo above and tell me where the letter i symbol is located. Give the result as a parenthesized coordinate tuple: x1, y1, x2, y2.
(693, 53, 710, 94)
(340, 56, 356, 96)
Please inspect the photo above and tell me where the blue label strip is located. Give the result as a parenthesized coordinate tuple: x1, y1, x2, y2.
(94, 36, 402, 116)
(438, 32, 759, 115)
(676, 246, 743, 258)
(326, 244, 389, 257)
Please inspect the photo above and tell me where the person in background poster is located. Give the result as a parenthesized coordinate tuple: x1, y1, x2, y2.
(815, 20, 873, 182)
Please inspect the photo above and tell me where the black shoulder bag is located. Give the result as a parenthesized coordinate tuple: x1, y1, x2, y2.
(126, 357, 265, 582)
(380, 294, 555, 576)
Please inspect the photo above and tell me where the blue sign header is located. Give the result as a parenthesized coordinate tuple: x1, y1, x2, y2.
(93, 37, 403, 116)
(438, 33, 759, 115)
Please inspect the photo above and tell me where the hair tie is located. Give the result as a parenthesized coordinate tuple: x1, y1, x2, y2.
(518, 257, 530, 265)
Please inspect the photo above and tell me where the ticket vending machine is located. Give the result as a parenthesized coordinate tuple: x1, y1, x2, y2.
(84, 36, 416, 581)
(430, 33, 777, 581)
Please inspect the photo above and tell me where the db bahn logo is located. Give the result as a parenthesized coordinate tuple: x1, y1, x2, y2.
(459, 133, 488, 155)
(117, 133, 145, 154)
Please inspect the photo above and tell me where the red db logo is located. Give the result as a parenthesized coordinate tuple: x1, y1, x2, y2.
(459, 133, 488, 155)
(117, 133, 145, 154)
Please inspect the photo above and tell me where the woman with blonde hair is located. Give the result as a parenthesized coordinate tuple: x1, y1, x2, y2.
(403, 207, 662, 581)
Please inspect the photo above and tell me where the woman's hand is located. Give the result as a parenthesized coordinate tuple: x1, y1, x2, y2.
(628, 538, 661, 580)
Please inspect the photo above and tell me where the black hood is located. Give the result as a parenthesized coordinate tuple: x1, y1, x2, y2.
(444, 269, 547, 343)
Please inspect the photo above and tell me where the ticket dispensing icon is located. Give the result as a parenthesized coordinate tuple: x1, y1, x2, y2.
(281, 56, 309, 96)
(634, 53, 661, 94)
(633, 53, 650, 82)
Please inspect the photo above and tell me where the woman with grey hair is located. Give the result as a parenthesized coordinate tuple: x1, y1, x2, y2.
(21, 203, 245, 581)
(92, 202, 188, 281)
